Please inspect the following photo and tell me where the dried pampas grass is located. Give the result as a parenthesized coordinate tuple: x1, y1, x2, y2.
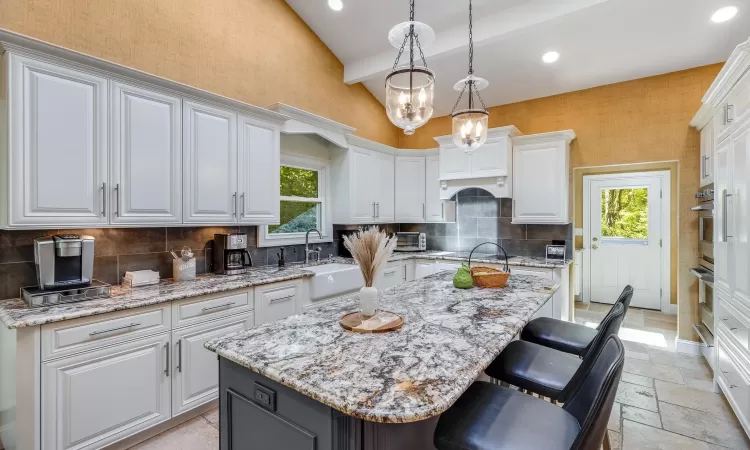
(343, 226, 398, 287)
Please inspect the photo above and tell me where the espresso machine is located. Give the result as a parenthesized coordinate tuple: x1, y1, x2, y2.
(213, 233, 253, 275)
(22, 235, 111, 307)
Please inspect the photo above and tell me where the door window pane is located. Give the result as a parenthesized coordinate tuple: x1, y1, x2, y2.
(270, 201, 320, 234)
(601, 188, 648, 240)
(280, 166, 318, 198)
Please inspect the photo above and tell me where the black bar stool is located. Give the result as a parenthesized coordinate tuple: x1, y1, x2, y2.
(521, 285, 634, 357)
(434, 335, 625, 450)
(484, 302, 625, 403)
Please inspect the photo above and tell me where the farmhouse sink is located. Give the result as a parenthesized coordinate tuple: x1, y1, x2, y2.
(305, 263, 364, 301)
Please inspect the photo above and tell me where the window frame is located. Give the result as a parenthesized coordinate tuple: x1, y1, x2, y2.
(258, 154, 333, 248)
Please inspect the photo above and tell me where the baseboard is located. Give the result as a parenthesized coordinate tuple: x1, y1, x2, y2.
(675, 338, 703, 356)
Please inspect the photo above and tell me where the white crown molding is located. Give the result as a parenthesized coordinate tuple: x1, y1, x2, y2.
(703, 36, 750, 107)
(690, 103, 714, 129)
(345, 135, 398, 154)
(0, 29, 290, 124)
(267, 103, 357, 149)
(433, 125, 523, 148)
(395, 148, 439, 157)
(512, 129, 576, 145)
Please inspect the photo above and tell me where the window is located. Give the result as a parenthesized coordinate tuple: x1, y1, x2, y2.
(600, 187, 648, 241)
(259, 154, 331, 247)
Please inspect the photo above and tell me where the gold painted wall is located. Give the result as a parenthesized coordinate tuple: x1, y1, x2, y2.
(0, 0, 399, 147)
(401, 64, 723, 341)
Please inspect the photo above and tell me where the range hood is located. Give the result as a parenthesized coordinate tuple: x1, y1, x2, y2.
(434, 126, 522, 199)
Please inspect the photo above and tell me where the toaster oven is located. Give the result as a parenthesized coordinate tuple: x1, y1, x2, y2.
(394, 232, 426, 252)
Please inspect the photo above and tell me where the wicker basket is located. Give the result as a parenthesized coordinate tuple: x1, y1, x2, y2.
(470, 266, 510, 288)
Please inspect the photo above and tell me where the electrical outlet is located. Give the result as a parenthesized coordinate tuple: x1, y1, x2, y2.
(254, 383, 276, 412)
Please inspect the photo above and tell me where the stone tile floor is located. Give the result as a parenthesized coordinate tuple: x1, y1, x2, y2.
(128, 302, 750, 449)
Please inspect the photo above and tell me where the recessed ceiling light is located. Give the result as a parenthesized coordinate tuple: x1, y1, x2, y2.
(712, 6, 738, 23)
(328, 0, 343, 11)
(542, 51, 560, 64)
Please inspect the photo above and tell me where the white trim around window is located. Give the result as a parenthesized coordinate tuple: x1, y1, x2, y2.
(257, 153, 333, 248)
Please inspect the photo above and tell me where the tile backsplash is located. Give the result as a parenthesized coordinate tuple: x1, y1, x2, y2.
(0, 226, 336, 300)
(400, 188, 573, 258)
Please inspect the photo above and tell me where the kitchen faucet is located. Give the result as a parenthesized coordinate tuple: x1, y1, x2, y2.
(305, 228, 323, 264)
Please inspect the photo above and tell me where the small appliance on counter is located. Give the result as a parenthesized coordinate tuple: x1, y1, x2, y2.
(393, 232, 427, 252)
(546, 244, 566, 263)
(22, 235, 110, 307)
(213, 233, 253, 275)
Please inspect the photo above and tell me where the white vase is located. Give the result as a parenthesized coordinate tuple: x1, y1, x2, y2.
(359, 286, 378, 318)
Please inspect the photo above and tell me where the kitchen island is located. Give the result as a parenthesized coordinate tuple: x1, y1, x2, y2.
(205, 271, 560, 450)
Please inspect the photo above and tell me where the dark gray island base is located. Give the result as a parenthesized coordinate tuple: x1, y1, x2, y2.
(219, 357, 440, 450)
(206, 272, 560, 450)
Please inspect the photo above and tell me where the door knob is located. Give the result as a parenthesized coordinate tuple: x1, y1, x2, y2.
(593, 237, 599, 242)
(592, 245, 599, 250)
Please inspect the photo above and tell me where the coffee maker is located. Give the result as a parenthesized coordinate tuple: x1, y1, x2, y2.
(22, 235, 111, 307)
(213, 233, 253, 275)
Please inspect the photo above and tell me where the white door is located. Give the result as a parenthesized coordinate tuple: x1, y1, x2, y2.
(110, 81, 182, 225)
(183, 100, 238, 224)
(238, 115, 280, 224)
(584, 172, 669, 310)
(394, 156, 426, 222)
(374, 152, 395, 222)
(425, 155, 445, 222)
(512, 141, 568, 224)
(9, 54, 108, 227)
(439, 147, 472, 179)
(351, 147, 375, 222)
(731, 116, 750, 305)
(172, 312, 253, 415)
(41, 334, 170, 450)
(414, 261, 435, 279)
(715, 137, 732, 294)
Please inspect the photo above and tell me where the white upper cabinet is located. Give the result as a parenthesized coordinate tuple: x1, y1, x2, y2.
(731, 114, 750, 306)
(395, 156, 426, 223)
(425, 155, 455, 222)
(438, 147, 472, 180)
(699, 119, 715, 187)
(238, 115, 280, 224)
(182, 100, 238, 224)
(6, 53, 109, 227)
(470, 138, 511, 178)
(512, 131, 575, 224)
(110, 81, 182, 225)
(332, 144, 395, 224)
(436, 126, 519, 181)
(373, 151, 395, 223)
(715, 136, 732, 295)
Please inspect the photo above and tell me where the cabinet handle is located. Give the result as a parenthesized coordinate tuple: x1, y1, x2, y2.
(422, 203, 425, 219)
(240, 193, 245, 218)
(165, 342, 170, 377)
(403, 265, 407, 281)
(723, 189, 733, 240)
(373, 202, 376, 219)
(232, 192, 237, 217)
(101, 182, 106, 217)
(202, 302, 235, 312)
(376, 202, 380, 218)
(384, 270, 397, 276)
(727, 104, 735, 124)
(89, 322, 140, 336)
(114, 183, 120, 217)
(441, 202, 444, 219)
(270, 295, 295, 304)
(177, 340, 182, 373)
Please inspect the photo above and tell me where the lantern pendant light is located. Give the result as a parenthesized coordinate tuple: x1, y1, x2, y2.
(385, 0, 436, 136)
(451, 0, 489, 152)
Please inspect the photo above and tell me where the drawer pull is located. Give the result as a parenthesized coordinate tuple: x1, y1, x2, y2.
(165, 342, 170, 377)
(202, 302, 235, 312)
(270, 295, 295, 304)
(89, 322, 140, 336)
(384, 270, 398, 276)
(731, 327, 738, 331)
(177, 340, 182, 373)
(730, 384, 738, 389)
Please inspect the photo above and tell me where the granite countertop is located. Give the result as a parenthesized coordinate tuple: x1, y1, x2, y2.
(204, 271, 559, 424)
(386, 251, 573, 268)
(0, 251, 568, 330)
(0, 265, 315, 329)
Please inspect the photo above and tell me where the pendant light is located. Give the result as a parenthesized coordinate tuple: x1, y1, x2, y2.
(385, 0, 436, 136)
(451, 0, 489, 151)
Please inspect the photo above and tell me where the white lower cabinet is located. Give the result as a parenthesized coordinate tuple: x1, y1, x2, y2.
(255, 279, 304, 325)
(717, 323, 750, 433)
(374, 262, 408, 291)
(172, 312, 254, 415)
(414, 260, 436, 279)
(41, 333, 171, 450)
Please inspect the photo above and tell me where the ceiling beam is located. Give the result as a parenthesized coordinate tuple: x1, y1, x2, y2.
(343, 0, 612, 84)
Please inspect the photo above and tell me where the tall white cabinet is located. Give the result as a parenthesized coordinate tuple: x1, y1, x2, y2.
(512, 131, 576, 224)
(395, 156, 427, 222)
(110, 81, 182, 225)
(5, 53, 109, 227)
(696, 36, 750, 437)
(0, 38, 288, 229)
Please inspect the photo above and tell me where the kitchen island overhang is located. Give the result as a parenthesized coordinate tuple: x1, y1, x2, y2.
(206, 271, 560, 449)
